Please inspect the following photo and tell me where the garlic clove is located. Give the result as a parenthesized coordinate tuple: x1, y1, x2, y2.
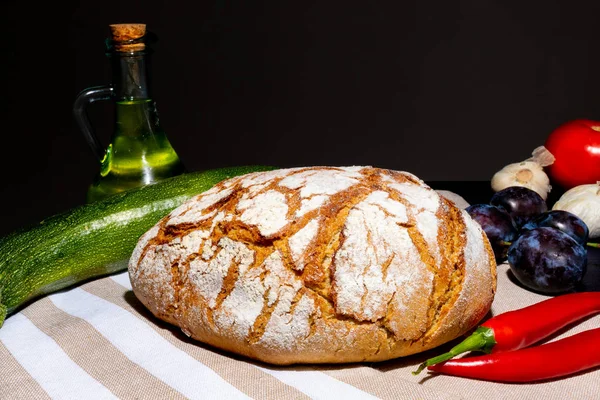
(490, 146, 554, 200)
(552, 182, 600, 239)
(528, 145, 555, 167)
(491, 160, 552, 200)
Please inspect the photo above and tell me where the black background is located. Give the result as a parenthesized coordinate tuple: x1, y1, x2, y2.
(2, 1, 600, 236)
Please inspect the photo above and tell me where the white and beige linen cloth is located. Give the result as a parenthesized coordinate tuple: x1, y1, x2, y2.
(1, 261, 599, 400)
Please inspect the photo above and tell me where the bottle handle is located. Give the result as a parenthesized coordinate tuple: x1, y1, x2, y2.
(73, 85, 115, 162)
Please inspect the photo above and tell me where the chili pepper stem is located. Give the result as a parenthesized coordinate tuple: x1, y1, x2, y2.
(412, 326, 496, 375)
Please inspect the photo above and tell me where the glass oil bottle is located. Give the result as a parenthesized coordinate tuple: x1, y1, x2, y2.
(73, 23, 185, 202)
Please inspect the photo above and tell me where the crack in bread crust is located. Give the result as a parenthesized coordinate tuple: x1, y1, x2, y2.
(421, 198, 467, 344)
(129, 166, 496, 365)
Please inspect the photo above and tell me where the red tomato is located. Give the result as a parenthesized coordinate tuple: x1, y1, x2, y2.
(544, 119, 600, 190)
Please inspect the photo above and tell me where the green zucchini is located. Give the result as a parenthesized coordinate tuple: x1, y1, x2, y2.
(0, 165, 275, 327)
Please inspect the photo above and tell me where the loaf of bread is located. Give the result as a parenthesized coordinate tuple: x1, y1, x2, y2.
(128, 166, 496, 365)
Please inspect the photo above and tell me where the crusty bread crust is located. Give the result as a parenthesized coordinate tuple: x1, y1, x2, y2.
(129, 167, 496, 365)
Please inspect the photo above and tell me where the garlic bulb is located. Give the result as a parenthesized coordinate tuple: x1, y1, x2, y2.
(553, 182, 600, 239)
(436, 190, 470, 209)
(491, 146, 554, 200)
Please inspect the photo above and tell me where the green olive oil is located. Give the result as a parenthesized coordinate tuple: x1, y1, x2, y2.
(86, 99, 185, 202)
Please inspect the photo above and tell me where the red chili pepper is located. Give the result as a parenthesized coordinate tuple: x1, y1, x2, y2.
(412, 291, 600, 375)
(426, 327, 600, 382)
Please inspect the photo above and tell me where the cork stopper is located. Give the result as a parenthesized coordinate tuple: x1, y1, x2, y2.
(109, 23, 146, 52)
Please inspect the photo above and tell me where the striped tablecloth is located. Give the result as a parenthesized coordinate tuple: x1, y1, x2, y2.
(2, 264, 599, 400)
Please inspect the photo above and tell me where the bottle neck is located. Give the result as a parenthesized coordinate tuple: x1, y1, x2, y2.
(109, 50, 151, 100)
